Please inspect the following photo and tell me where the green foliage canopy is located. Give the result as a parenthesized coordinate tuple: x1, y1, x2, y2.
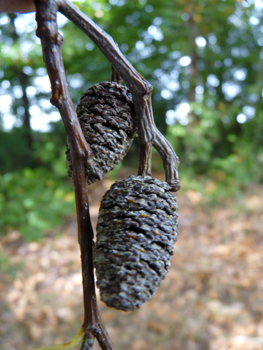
(0, 0, 263, 238)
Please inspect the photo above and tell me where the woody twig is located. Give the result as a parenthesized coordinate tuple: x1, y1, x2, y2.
(34, 0, 180, 348)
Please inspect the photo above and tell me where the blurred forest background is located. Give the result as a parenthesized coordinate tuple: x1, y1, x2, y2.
(0, 0, 263, 349)
(1, 0, 263, 239)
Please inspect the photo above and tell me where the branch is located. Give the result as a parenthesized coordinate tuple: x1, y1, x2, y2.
(34, 1, 113, 349)
(57, 0, 181, 191)
(34, 0, 92, 164)
(33, 0, 181, 348)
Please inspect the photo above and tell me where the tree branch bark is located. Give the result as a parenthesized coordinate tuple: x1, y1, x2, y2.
(57, 0, 181, 191)
(34, 1, 113, 349)
(34, 0, 181, 348)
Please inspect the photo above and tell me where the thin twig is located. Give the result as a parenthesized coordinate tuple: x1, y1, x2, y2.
(111, 66, 122, 84)
(57, 0, 181, 192)
(34, 1, 113, 349)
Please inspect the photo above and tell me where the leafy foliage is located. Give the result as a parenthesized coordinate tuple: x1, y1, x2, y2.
(0, 166, 75, 241)
(0, 0, 263, 239)
(0, 118, 74, 240)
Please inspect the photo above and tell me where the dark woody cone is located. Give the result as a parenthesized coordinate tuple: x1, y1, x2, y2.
(66, 81, 137, 184)
(94, 175, 179, 311)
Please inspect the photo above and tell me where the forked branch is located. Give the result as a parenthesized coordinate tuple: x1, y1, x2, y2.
(34, 0, 180, 349)
(57, 0, 181, 191)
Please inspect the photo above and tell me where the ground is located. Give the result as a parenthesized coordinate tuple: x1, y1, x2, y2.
(0, 173, 263, 350)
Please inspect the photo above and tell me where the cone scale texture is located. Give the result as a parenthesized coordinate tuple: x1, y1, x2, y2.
(94, 175, 179, 311)
(66, 81, 137, 184)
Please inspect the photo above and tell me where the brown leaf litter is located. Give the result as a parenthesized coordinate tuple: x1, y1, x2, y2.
(0, 175, 263, 350)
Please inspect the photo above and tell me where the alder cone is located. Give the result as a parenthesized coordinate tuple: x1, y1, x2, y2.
(66, 81, 137, 184)
(94, 175, 179, 311)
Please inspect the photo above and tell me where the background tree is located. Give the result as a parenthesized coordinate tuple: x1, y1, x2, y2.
(1, 0, 263, 239)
